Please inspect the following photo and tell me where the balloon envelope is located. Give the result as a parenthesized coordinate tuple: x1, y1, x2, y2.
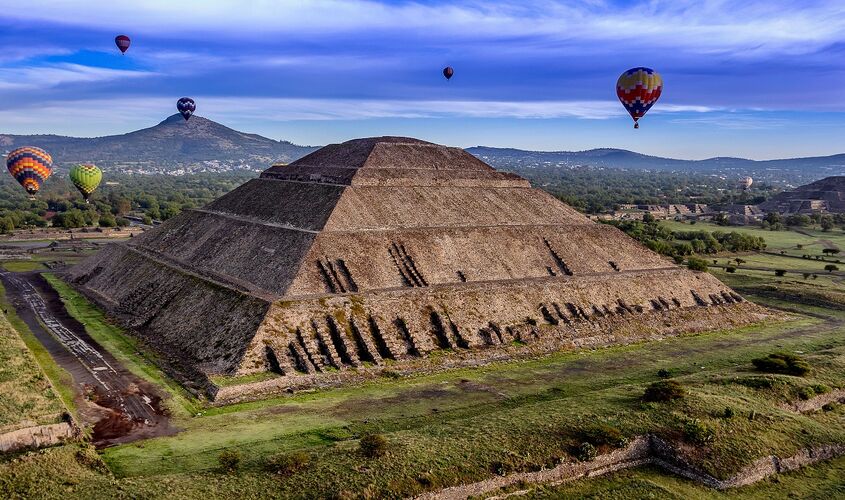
(443, 66, 454, 80)
(115, 35, 131, 54)
(616, 67, 662, 128)
(69, 164, 103, 201)
(6, 146, 53, 196)
(177, 97, 196, 121)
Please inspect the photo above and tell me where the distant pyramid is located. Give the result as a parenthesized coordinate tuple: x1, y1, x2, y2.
(759, 176, 845, 214)
(69, 137, 769, 397)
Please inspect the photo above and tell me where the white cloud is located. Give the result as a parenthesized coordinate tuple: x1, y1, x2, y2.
(0, 96, 719, 137)
(1, 1, 843, 57)
(0, 63, 155, 90)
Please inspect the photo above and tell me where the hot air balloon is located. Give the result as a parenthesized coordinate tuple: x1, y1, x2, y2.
(616, 67, 662, 129)
(6, 147, 53, 197)
(115, 35, 131, 54)
(739, 176, 753, 191)
(69, 164, 103, 203)
(443, 66, 454, 80)
(177, 97, 196, 121)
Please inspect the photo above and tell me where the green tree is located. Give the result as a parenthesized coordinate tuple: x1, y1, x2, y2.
(99, 213, 117, 227)
(0, 216, 14, 234)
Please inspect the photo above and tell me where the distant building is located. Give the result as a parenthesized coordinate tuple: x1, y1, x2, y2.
(758, 176, 844, 214)
(725, 204, 764, 225)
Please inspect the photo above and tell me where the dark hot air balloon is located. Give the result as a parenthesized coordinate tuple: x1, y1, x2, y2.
(616, 67, 662, 129)
(443, 66, 454, 80)
(6, 146, 53, 197)
(115, 35, 131, 54)
(177, 97, 196, 121)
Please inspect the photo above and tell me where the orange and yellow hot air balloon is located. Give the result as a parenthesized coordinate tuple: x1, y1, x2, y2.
(6, 146, 53, 197)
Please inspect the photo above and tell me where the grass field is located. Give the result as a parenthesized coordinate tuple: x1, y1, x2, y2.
(1, 261, 46, 273)
(2, 259, 845, 497)
(660, 220, 845, 256)
(0, 311, 66, 433)
(0, 280, 77, 419)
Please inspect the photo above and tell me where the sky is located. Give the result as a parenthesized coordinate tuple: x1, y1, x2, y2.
(0, 0, 844, 159)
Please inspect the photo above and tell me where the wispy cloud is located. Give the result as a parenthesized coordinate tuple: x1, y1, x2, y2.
(3, 1, 844, 57)
(0, 96, 718, 129)
(0, 63, 155, 90)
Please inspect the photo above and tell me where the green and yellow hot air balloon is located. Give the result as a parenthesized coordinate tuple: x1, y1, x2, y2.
(69, 164, 102, 203)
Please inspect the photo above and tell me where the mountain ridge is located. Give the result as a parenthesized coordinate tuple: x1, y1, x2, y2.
(0, 114, 318, 175)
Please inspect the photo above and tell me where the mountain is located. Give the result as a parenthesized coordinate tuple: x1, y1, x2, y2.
(466, 146, 845, 186)
(0, 114, 318, 175)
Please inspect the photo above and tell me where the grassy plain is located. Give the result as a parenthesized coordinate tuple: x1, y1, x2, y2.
(0, 311, 65, 433)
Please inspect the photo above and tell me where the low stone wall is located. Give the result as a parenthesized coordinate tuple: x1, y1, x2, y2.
(781, 389, 845, 413)
(0, 423, 75, 453)
(415, 435, 845, 499)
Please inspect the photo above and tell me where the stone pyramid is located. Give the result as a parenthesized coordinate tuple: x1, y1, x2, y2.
(69, 137, 765, 396)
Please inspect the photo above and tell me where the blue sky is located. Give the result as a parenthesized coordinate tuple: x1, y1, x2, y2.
(0, 0, 844, 159)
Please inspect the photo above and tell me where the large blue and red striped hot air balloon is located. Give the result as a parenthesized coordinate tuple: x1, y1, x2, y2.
(616, 67, 663, 129)
(6, 146, 53, 197)
(115, 35, 131, 54)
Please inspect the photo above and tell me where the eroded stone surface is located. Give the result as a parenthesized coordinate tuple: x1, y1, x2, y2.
(68, 137, 771, 392)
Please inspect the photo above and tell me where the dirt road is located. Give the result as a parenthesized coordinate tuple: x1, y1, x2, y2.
(0, 270, 172, 447)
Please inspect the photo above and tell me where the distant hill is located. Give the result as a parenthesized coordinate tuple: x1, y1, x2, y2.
(0, 114, 317, 175)
(467, 146, 845, 186)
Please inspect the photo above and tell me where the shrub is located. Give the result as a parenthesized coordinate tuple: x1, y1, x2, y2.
(657, 368, 672, 379)
(580, 424, 628, 448)
(798, 386, 815, 400)
(360, 433, 388, 458)
(774, 269, 786, 277)
(822, 402, 838, 412)
(575, 442, 597, 462)
(687, 257, 708, 272)
(722, 407, 735, 419)
(726, 266, 736, 273)
(218, 449, 241, 472)
(683, 419, 715, 445)
(642, 380, 685, 402)
(266, 451, 310, 476)
(751, 353, 811, 376)
(812, 384, 831, 395)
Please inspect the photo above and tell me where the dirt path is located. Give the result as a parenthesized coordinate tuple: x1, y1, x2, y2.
(0, 270, 173, 447)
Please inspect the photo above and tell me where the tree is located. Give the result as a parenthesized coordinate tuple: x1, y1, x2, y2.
(687, 257, 708, 272)
(54, 209, 86, 229)
(822, 248, 840, 255)
(0, 216, 14, 234)
(821, 216, 834, 232)
(642, 212, 656, 223)
(825, 264, 839, 273)
(99, 213, 117, 227)
(142, 215, 153, 225)
(116, 217, 130, 227)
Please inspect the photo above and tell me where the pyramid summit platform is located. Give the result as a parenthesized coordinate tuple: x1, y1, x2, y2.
(69, 137, 769, 399)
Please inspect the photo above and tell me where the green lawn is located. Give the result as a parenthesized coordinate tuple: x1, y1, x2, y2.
(660, 220, 845, 255)
(0, 311, 66, 433)
(1, 261, 45, 272)
(0, 280, 77, 420)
